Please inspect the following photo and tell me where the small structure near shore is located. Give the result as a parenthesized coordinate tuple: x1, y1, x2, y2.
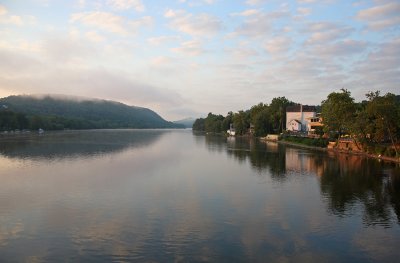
(227, 123, 236, 136)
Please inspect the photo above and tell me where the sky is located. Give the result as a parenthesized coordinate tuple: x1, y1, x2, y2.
(0, 0, 399, 121)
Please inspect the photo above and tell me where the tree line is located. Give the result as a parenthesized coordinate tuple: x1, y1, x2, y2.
(193, 90, 400, 156)
(193, 97, 294, 137)
(321, 89, 400, 156)
(0, 95, 183, 131)
(0, 110, 127, 131)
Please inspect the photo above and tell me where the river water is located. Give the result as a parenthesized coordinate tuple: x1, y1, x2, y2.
(0, 129, 399, 262)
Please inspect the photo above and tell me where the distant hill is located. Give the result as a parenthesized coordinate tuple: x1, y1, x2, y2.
(0, 95, 183, 129)
(173, 118, 195, 128)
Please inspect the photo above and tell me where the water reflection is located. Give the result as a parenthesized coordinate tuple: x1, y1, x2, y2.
(201, 134, 400, 226)
(0, 129, 166, 160)
(0, 131, 399, 262)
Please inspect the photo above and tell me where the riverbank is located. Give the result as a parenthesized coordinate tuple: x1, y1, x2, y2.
(275, 139, 400, 164)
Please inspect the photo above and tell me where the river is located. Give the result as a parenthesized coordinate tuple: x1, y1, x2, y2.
(0, 129, 399, 262)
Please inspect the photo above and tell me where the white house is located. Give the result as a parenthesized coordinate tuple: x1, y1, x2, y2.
(287, 119, 302, 131)
(286, 105, 316, 132)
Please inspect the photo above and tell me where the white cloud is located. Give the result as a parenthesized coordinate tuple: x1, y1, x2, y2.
(42, 34, 98, 65)
(245, 0, 268, 5)
(171, 40, 206, 56)
(164, 9, 222, 37)
(70, 11, 152, 36)
(0, 5, 7, 16)
(107, 0, 145, 12)
(0, 15, 23, 25)
(350, 37, 400, 93)
(0, 49, 44, 78)
(304, 22, 354, 45)
(231, 9, 260, 17)
(75, 0, 86, 8)
(265, 36, 292, 55)
(226, 45, 259, 59)
(356, 2, 400, 30)
(150, 56, 175, 67)
(313, 39, 368, 58)
(179, 0, 216, 6)
(297, 7, 312, 16)
(0, 5, 24, 26)
(232, 10, 289, 38)
(297, 0, 317, 3)
(147, 35, 180, 46)
(86, 31, 105, 42)
(357, 1, 400, 19)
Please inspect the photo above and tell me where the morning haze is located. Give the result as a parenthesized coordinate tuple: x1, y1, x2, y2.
(0, 0, 399, 120)
(1, 1, 400, 262)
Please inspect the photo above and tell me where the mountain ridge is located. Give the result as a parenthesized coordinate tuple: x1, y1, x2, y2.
(0, 94, 183, 129)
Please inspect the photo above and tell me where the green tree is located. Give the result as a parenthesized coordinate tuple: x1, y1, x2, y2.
(204, 113, 224, 133)
(253, 108, 272, 137)
(269, 97, 293, 133)
(222, 111, 233, 131)
(321, 89, 356, 139)
(233, 110, 249, 135)
(365, 91, 399, 155)
(192, 118, 205, 131)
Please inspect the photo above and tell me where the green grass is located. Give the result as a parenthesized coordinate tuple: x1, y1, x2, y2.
(281, 136, 329, 148)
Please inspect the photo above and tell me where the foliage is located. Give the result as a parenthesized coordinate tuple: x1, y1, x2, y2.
(269, 97, 294, 133)
(321, 89, 400, 156)
(191, 89, 399, 158)
(252, 108, 272, 137)
(205, 113, 224, 133)
(321, 89, 356, 138)
(192, 118, 205, 131)
(192, 97, 294, 136)
(0, 111, 29, 131)
(0, 95, 183, 130)
(233, 110, 250, 135)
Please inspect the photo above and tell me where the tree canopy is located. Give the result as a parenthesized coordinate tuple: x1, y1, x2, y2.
(192, 97, 294, 136)
(321, 89, 356, 137)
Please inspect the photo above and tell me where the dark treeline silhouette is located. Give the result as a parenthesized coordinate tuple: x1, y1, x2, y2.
(0, 95, 183, 130)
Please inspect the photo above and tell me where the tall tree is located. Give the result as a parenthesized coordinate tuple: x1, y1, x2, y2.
(253, 108, 272, 137)
(365, 91, 399, 155)
(321, 89, 356, 139)
(233, 110, 249, 135)
(269, 97, 294, 133)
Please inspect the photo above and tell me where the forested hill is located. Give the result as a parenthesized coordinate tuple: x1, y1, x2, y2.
(0, 95, 183, 130)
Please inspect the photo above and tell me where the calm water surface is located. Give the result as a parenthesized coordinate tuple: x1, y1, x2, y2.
(0, 129, 399, 262)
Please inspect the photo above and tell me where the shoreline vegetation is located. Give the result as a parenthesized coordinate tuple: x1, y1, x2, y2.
(193, 89, 400, 164)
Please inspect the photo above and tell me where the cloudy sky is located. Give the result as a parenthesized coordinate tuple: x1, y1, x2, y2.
(0, 0, 399, 120)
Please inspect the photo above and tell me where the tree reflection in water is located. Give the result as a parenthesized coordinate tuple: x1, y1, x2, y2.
(201, 134, 400, 227)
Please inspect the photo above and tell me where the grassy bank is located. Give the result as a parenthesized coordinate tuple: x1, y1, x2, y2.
(281, 136, 329, 148)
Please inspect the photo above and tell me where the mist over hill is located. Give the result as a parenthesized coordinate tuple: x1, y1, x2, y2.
(173, 118, 195, 128)
(0, 95, 183, 130)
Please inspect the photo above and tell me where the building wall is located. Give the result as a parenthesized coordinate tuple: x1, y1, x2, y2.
(286, 111, 316, 131)
(287, 120, 301, 131)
